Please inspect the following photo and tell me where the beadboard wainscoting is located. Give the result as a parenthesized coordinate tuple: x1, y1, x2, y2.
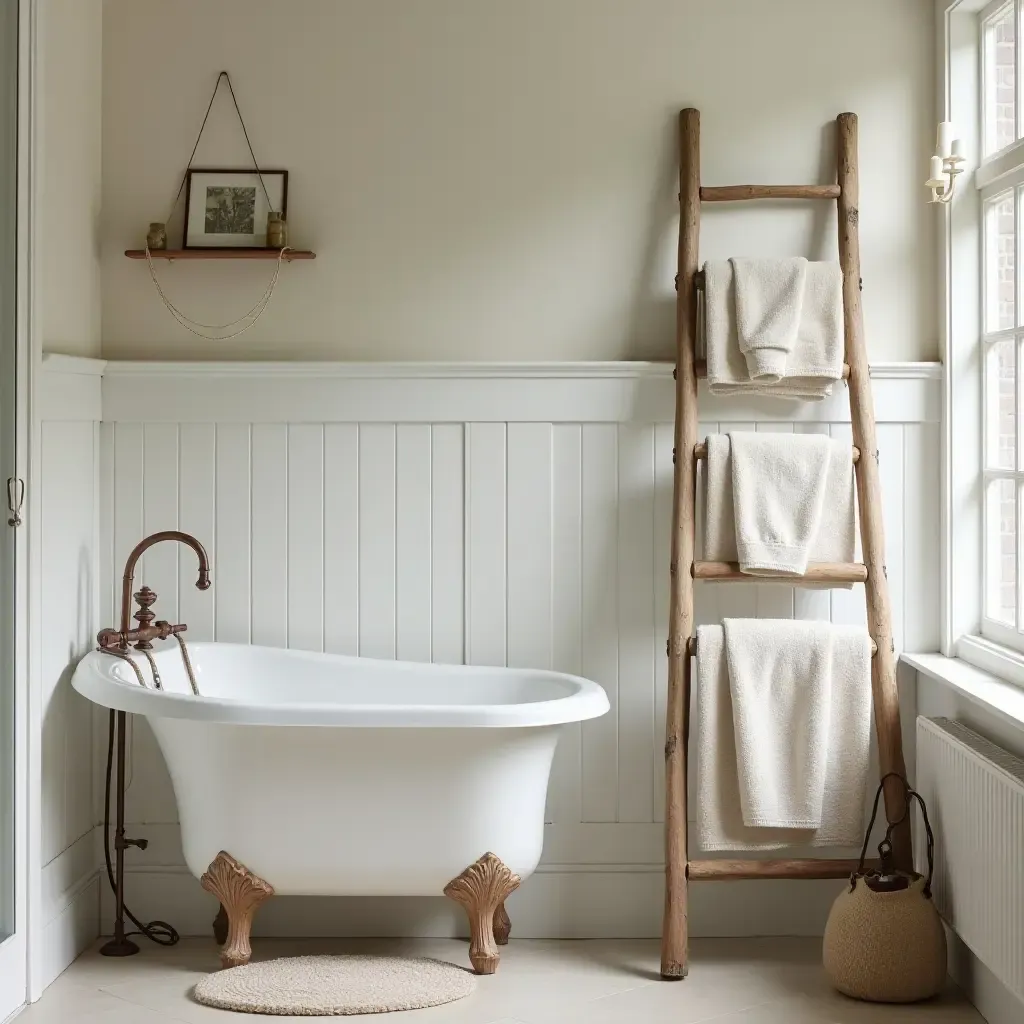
(37, 356, 105, 988)
(90, 360, 940, 938)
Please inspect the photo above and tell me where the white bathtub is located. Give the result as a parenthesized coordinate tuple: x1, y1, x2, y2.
(73, 641, 609, 896)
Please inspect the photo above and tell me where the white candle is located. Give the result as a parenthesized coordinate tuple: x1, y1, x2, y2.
(937, 122, 954, 157)
(929, 155, 944, 182)
(950, 138, 964, 159)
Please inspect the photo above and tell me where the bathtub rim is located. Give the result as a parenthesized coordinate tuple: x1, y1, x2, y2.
(71, 642, 610, 728)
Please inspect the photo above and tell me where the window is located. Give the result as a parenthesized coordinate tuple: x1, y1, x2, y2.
(980, 0, 1024, 651)
(983, 1, 1017, 156)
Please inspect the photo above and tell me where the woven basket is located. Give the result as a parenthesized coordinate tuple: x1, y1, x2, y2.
(822, 775, 946, 1003)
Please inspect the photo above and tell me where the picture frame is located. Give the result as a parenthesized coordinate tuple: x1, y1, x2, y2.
(182, 168, 289, 249)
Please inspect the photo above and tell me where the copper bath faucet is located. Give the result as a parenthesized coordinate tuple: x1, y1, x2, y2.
(97, 530, 212, 957)
(97, 531, 211, 651)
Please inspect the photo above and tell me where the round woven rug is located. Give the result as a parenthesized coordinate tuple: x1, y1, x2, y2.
(192, 955, 476, 1016)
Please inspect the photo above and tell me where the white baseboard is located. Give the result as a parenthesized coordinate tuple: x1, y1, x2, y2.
(37, 874, 99, 993)
(35, 829, 101, 994)
(948, 927, 1024, 1024)
(101, 864, 848, 940)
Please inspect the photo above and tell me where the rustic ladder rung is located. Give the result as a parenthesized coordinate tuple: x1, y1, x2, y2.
(685, 636, 877, 657)
(692, 269, 863, 296)
(692, 442, 860, 463)
(687, 858, 862, 881)
(692, 358, 851, 380)
(697, 184, 842, 202)
(661, 109, 911, 980)
(692, 561, 867, 584)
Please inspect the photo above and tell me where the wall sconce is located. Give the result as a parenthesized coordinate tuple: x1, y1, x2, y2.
(926, 121, 965, 204)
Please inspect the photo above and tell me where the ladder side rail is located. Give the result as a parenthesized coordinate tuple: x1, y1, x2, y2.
(836, 112, 912, 870)
(662, 106, 701, 981)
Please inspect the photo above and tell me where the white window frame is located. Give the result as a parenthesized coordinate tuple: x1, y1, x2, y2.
(980, 0, 1020, 157)
(940, 0, 1024, 685)
(978, 1, 1024, 652)
(978, 173, 1022, 649)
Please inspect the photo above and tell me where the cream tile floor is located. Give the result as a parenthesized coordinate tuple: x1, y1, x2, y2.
(17, 936, 984, 1024)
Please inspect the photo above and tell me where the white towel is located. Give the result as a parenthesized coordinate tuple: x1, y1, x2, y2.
(731, 257, 807, 383)
(724, 618, 833, 828)
(703, 432, 855, 576)
(730, 432, 832, 576)
(695, 621, 873, 851)
(703, 260, 845, 399)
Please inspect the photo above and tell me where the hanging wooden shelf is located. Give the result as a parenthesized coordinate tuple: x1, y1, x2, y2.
(124, 249, 316, 261)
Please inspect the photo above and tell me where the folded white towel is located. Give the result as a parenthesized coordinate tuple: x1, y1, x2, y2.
(798, 260, 845, 377)
(703, 433, 855, 576)
(730, 432, 832, 576)
(696, 621, 873, 851)
(724, 618, 833, 828)
(703, 260, 845, 399)
(731, 257, 807, 383)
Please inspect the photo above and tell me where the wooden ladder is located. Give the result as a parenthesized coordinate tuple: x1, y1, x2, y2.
(661, 109, 912, 980)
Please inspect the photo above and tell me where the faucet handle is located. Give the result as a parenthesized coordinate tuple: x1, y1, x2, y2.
(96, 628, 124, 650)
(133, 586, 158, 649)
(154, 620, 187, 640)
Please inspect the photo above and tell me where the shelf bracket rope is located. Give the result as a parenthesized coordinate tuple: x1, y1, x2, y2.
(144, 245, 290, 340)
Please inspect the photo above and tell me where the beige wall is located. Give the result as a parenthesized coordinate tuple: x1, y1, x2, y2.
(101, 0, 936, 362)
(42, 0, 102, 358)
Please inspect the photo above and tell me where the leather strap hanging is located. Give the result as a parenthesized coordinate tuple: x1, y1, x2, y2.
(853, 773, 935, 896)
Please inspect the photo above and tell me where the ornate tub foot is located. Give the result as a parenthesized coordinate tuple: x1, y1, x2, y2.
(444, 853, 520, 974)
(200, 851, 274, 969)
(493, 902, 511, 945)
(213, 904, 229, 945)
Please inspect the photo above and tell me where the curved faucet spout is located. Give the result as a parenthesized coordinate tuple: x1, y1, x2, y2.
(119, 531, 212, 636)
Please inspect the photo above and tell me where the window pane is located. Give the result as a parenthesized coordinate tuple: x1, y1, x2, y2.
(986, 339, 1017, 469)
(985, 3, 1016, 155)
(986, 478, 1017, 625)
(986, 192, 1016, 332)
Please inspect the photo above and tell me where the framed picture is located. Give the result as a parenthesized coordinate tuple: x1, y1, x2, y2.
(183, 168, 288, 249)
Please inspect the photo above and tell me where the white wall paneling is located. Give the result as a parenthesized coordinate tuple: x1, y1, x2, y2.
(358, 425, 397, 661)
(429, 425, 464, 666)
(548, 424, 583, 824)
(580, 423, 618, 823)
(37, 357, 105, 987)
(288, 425, 325, 653)
(323, 426, 359, 657)
(215, 423, 251, 646)
(93, 360, 942, 937)
(38, 421, 96, 864)
(177, 424, 215, 642)
(251, 424, 287, 649)
(396, 425, 432, 664)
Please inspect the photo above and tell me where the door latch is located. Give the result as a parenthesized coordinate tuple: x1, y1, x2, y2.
(6, 477, 23, 527)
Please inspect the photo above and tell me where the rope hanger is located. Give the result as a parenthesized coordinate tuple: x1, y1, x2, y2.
(145, 71, 290, 341)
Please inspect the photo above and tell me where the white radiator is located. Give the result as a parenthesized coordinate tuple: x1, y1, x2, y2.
(916, 717, 1024, 1003)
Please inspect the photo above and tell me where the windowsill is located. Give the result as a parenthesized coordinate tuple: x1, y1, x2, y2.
(902, 650, 1024, 731)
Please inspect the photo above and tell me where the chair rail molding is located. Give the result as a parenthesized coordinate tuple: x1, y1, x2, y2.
(98, 359, 941, 425)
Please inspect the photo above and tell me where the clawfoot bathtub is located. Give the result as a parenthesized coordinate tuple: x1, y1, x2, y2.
(73, 642, 609, 973)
